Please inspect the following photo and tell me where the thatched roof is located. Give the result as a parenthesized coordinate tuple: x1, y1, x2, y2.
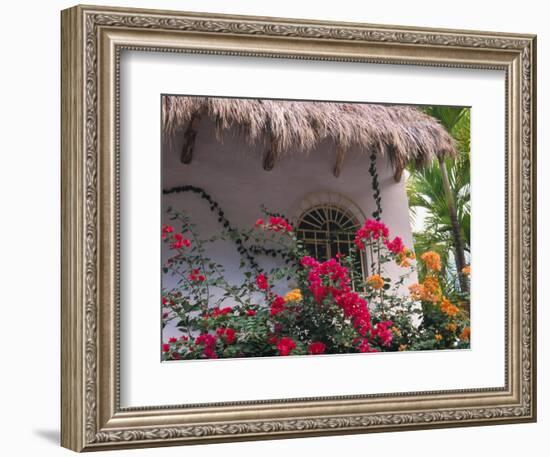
(162, 95, 456, 178)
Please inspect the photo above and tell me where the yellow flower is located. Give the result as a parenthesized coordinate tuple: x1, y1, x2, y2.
(462, 265, 471, 276)
(367, 274, 384, 290)
(421, 251, 442, 272)
(284, 289, 302, 303)
(460, 327, 471, 341)
(446, 323, 458, 333)
(435, 333, 443, 341)
(440, 298, 460, 317)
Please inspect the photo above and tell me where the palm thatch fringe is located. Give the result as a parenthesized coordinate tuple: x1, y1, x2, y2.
(162, 96, 457, 173)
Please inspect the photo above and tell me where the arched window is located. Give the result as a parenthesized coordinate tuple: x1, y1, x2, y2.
(297, 204, 367, 284)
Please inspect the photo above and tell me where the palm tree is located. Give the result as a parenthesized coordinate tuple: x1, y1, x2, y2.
(407, 107, 470, 294)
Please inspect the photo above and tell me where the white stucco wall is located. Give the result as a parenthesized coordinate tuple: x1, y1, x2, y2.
(162, 117, 417, 337)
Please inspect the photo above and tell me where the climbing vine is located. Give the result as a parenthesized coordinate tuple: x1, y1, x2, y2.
(369, 152, 383, 221)
(162, 185, 293, 272)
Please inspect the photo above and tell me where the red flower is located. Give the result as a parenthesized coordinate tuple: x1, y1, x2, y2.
(357, 338, 377, 353)
(308, 342, 326, 355)
(371, 321, 394, 347)
(162, 296, 168, 305)
(189, 269, 206, 282)
(162, 343, 171, 353)
(211, 307, 232, 317)
(180, 335, 189, 341)
(276, 337, 296, 356)
(168, 337, 178, 343)
(170, 233, 191, 249)
(195, 333, 218, 359)
(267, 335, 279, 345)
(384, 236, 405, 254)
(216, 327, 237, 344)
(303, 257, 351, 303)
(255, 273, 269, 290)
(267, 216, 293, 233)
(246, 309, 257, 316)
(300, 254, 374, 341)
(203, 347, 218, 359)
(161, 224, 174, 239)
(256, 216, 293, 233)
(354, 219, 390, 249)
(269, 295, 286, 316)
(300, 256, 319, 268)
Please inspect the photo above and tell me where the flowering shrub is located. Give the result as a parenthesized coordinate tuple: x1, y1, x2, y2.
(161, 207, 470, 360)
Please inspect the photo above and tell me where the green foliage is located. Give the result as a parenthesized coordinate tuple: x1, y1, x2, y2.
(407, 106, 471, 299)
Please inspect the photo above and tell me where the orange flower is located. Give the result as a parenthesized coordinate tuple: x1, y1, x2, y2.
(397, 248, 416, 268)
(421, 251, 441, 272)
(434, 333, 443, 341)
(440, 298, 460, 317)
(462, 265, 471, 276)
(423, 276, 442, 302)
(408, 283, 425, 300)
(409, 278, 441, 302)
(460, 327, 471, 341)
(367, 274, 384, 290)
(398, 344, 408, 351)
(391, 326, 401, 337)
(446, 323, 458, 333)
(284, 289, 302, 302)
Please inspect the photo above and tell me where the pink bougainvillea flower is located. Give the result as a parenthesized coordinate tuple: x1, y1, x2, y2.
(307, 342, 326, 355)
(162, 343, 171, 353)
(276, 337, 296, 356)
(254, 218, 265, 227)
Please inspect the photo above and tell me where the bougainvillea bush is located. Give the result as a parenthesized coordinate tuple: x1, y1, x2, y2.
(161, 208, 470, 360)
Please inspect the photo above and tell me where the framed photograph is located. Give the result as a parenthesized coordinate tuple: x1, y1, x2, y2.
(61, 4, 537, 452)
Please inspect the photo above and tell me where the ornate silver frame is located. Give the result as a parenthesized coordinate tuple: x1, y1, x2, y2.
(61, 4, 536, 451)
